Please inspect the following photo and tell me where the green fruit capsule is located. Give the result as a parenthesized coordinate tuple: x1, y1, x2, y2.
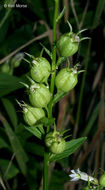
(30, 57, 51, 83)
(29, 84, 51, 108)
(55, 68, 78, 92)
(50, 138, 66, 154)
(45, 131, 66, 154)
(45, 131, 60, 147)
(57, 33, 79, 58)
(23, 105, 45, 126)
(99, 174, 105, 187)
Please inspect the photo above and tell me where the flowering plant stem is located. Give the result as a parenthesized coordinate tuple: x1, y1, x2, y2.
(43, 0, 59, 189)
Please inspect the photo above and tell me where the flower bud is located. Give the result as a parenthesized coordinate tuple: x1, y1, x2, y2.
(30, 57, 51, 83)
(29, 84, 51, 108)
(55, 68, 78, 92)
(23, 105, 45, 126)
(57, 33, 79, 58)
(99, 174, 105, 187)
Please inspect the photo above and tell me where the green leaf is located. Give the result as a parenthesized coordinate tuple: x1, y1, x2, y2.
(5, 25, 34, 52)
(1, 117, 28, 176)
(92, 0, 105, 29)
(2, 98, 18, 130)
(36, 117, 55, 126)
(0, 72, 25, 97)
(50, 137, 87, 162)
(25, 142, 44, 157)
(49, 170, 69, 190)
(0, 159, 19, 180)
(0, 137, 9, 149)
(24, 124, 43, 139)
(84, 98, 105, 135)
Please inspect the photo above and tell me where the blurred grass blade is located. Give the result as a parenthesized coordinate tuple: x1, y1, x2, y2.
(0, 113, 28, 176)
(0, 0, 17, 29)
(0, 159, 19, 180)
(2, 98, 18, 130)
(92, 0, 105, 29)
(26, 142, 44, 156)
(0, 137, 10, 149)
(83, 98, 105, 136)
(0, 72, 25, 97)
(50, 137, 86, 162)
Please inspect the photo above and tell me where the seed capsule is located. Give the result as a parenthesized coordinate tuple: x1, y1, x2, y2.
(99, 174, 105, 187)
(45, 131, 66, 154)
(30, 57, 51, 83)
(50, 138, 66, 154)
(57, 33, 79, 58)
(55, 68, 78, 92)
(23, 105, 45, 126)
(29, 84, 51, 108)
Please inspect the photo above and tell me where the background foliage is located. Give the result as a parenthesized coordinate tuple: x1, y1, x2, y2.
(0, 0, 105, 189)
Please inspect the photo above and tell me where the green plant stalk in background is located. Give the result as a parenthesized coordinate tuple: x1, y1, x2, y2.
(43, 0, 59, 189)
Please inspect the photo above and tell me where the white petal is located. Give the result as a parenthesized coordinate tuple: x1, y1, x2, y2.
(69, 174, 76, 178)
(77, 168, 81, 174)
(71, 178, 79, 182)
(71, 170, 75, 174)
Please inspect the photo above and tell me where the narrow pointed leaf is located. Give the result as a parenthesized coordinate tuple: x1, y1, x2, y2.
(49, 137, 87, 162)
(24, 124, 43, 139)
(2, 98, 18, 130)
(40, 43, 52, 59)
(0, 72, 26, 97)
(0, 115, 28, 176)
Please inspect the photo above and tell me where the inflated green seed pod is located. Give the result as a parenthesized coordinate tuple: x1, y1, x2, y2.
(45, 131, 59, 147)
(23, 105, 45, 126)
(99, 174, 105, 187)
(55, 68, 78, 92)
(45, 131, 66, 154)
(30, 57, 51, 83)
(50, 138, 66, 154)
(57, 33, 79, 58)
(29, 84, 51, 108)
(1, 64, 10, 73)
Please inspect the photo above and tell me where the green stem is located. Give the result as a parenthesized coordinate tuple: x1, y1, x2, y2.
(43, 1, 59, 190)
(50, 0, 59, 95)
(43, 152, 49, 190)
(73, 39, 92, 138)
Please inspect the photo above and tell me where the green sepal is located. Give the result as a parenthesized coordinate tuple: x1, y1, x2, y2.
(40, 43, 52, 59)
(49, 137, 87, 162)
(24, 52, 35, 59)
(56, 6, 66, 22)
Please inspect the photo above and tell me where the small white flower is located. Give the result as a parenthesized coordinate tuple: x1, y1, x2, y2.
(69, 169, 98, 185)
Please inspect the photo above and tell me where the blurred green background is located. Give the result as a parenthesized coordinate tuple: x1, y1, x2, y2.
(0, 0, 105, 189)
